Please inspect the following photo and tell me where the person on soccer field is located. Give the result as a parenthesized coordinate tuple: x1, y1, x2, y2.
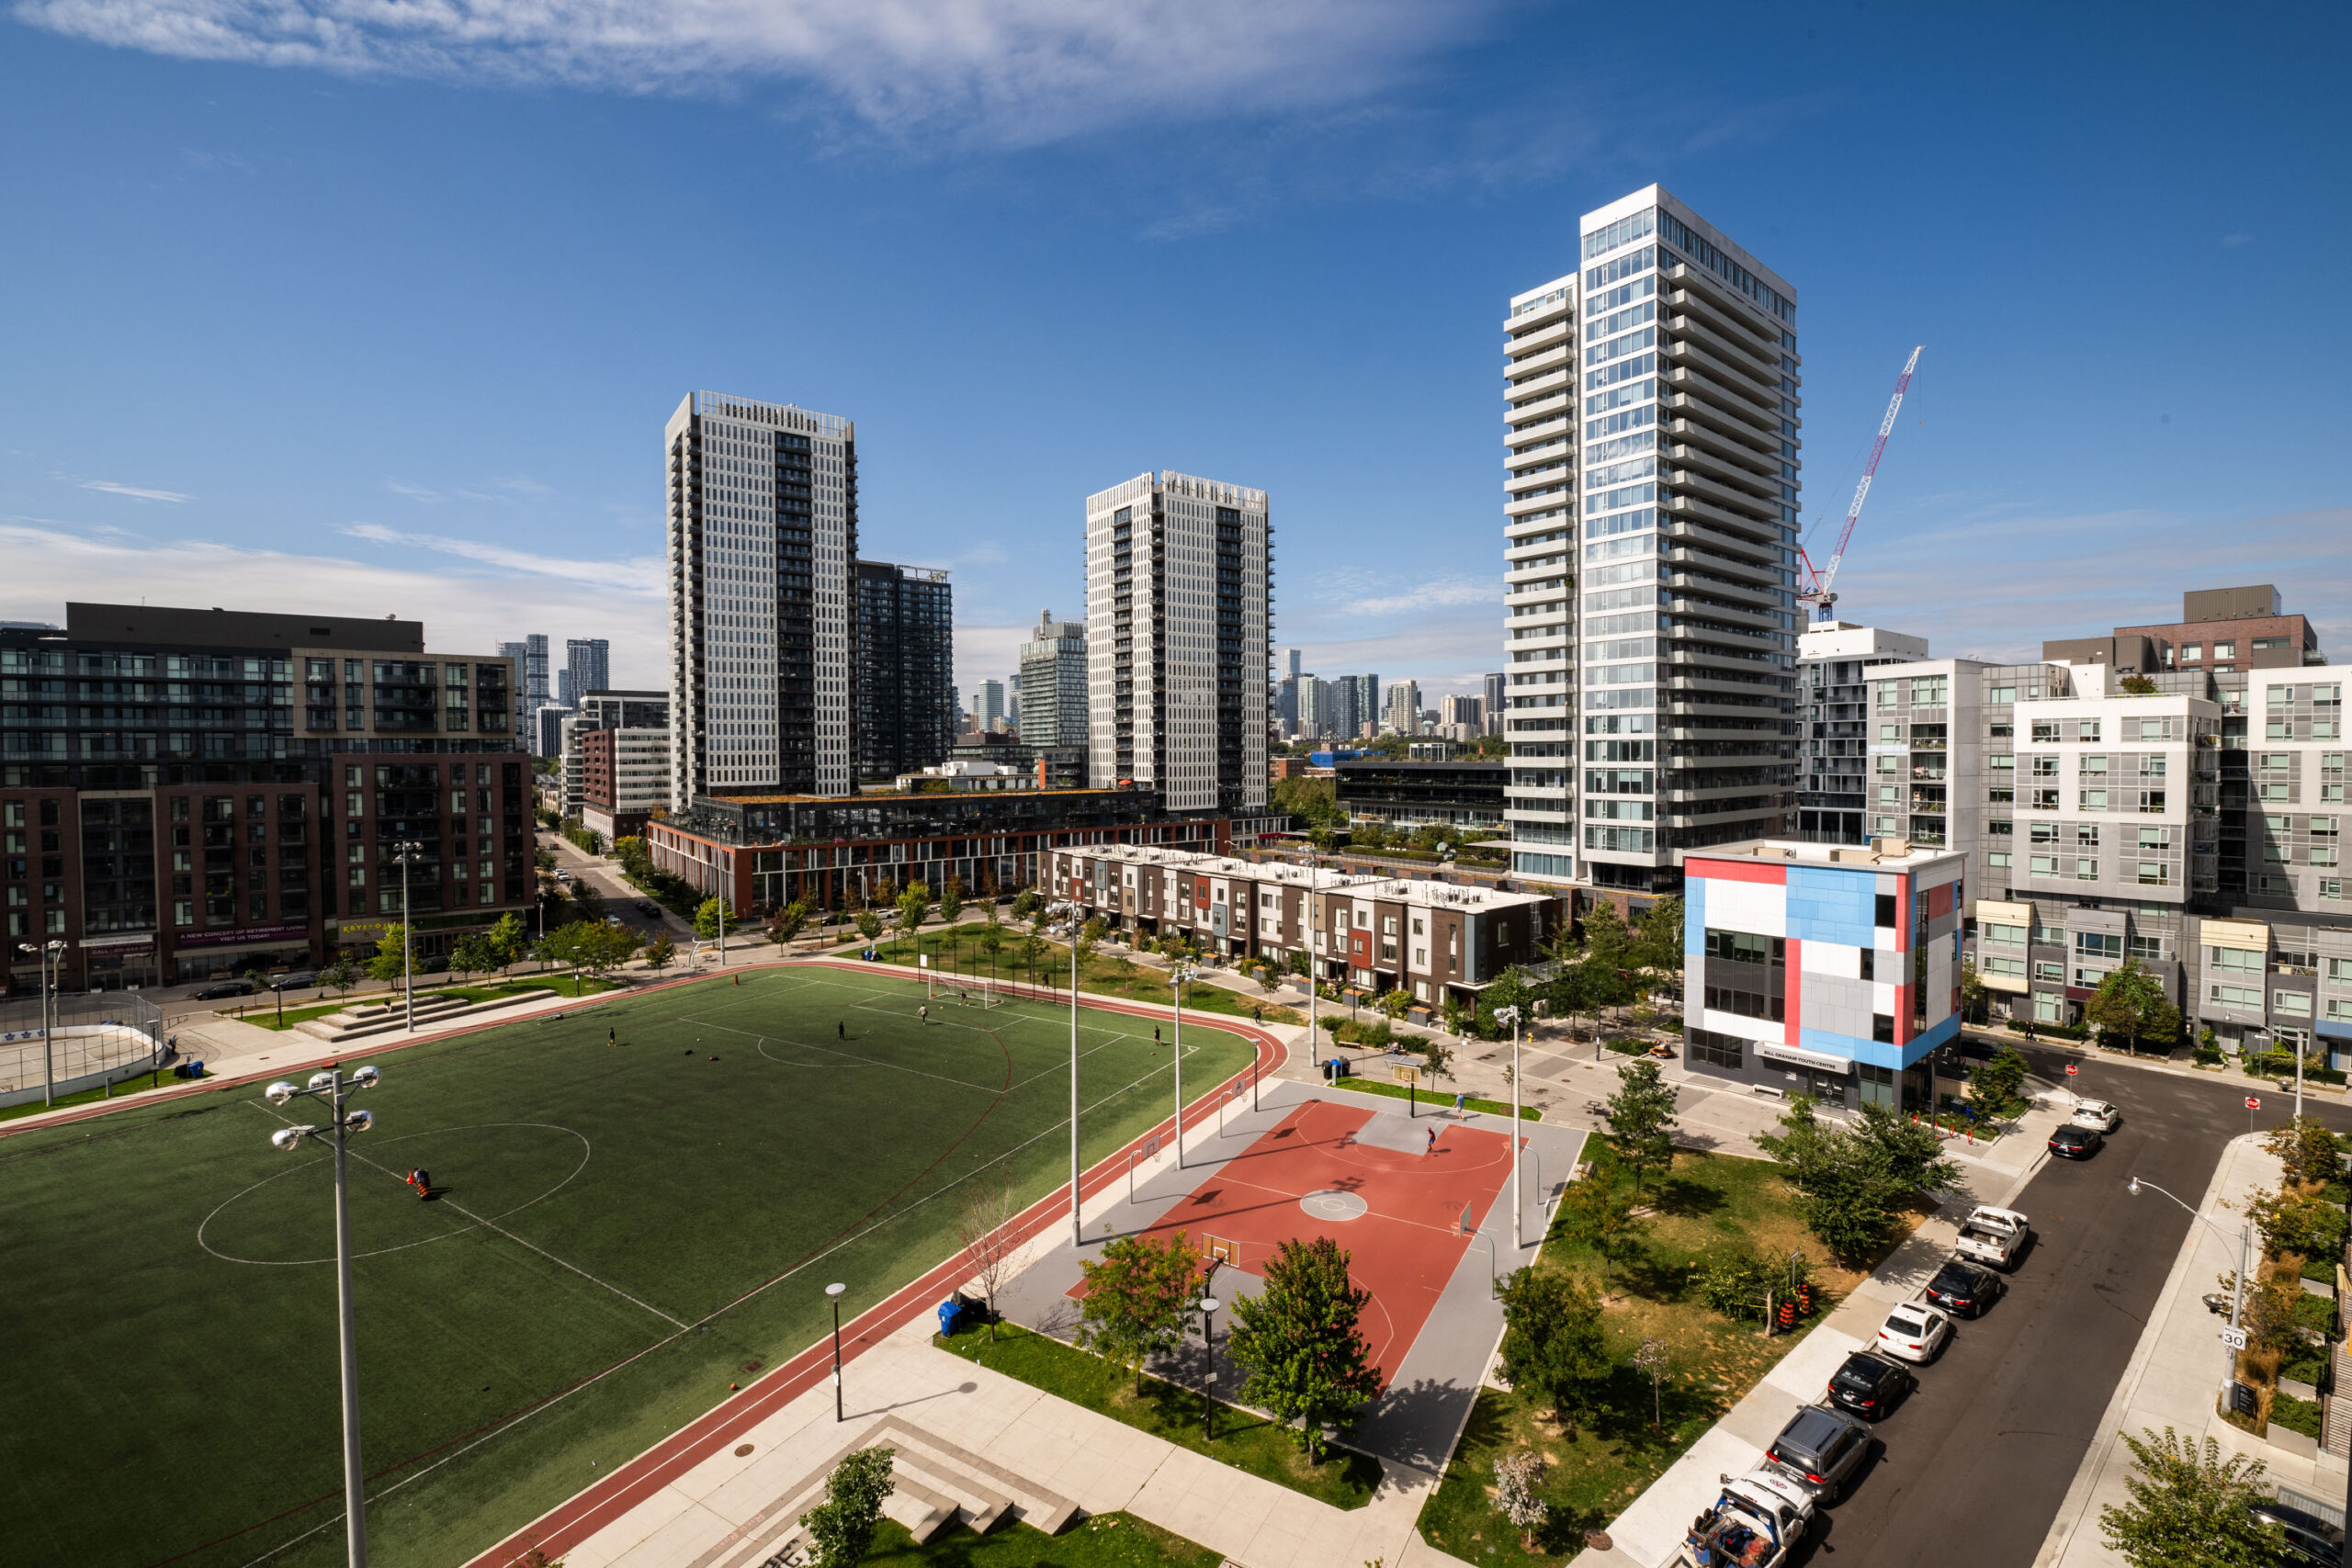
(414, 1168, 433, 1199)
(1155, 1026, 1162, 1043)
(919, 1005, 929, 1024)
(839, 1021, 846, 1039)
(733, 973, 741, 987)
(608, 1027, 617, 1047)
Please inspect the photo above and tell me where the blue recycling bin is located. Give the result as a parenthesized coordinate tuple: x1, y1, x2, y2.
(937, 1296, 965, 1336)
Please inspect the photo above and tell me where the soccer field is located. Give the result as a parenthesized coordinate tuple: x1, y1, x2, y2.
(0, 964, 1257, 1568)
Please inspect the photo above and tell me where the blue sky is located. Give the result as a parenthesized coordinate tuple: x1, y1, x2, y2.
(3, 1, 2346, 701)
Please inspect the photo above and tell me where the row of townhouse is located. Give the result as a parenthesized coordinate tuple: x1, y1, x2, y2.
(1046, 845, 1560, 1008)
(1826, 647, 2352, 1065)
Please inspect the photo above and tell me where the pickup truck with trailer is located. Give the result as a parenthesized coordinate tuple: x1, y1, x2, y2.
(1672, 1471, 1815, 1567)
(1953, 1204, 2031, 1270)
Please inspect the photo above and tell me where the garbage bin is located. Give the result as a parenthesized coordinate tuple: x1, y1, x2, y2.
(937, 1296, 964, 1337)
(1321, 1055, 1351, 1081)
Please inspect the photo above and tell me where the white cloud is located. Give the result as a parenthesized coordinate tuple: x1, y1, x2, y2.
(2222, 231, 2255, 246)
(16, 0, 1486, 145)
(341, 521, 662, 592)
(955, 621, 1028, 700)
(0, 521, 670, 682)
(80, 479, 192, 502)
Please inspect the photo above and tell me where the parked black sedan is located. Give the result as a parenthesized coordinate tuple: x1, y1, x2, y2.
(190, 979, 254, 1000)
(1922, 1258, 2007, 1319)
(2049, 1123, 2104, 1159)
(1824, 1350, 1917, 1420)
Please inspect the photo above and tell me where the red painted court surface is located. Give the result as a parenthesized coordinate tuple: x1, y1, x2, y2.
(1082, 1098, 1513, 1389)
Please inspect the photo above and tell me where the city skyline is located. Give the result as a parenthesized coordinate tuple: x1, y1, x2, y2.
(2, 7, 2343, 702)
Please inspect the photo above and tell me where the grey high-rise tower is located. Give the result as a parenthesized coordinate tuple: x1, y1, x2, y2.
(1085, 471, 1270, 813)
(1020, 609, 1089, 750)
(1501, 186, 1800, 891)
(664, 390, 858, 806)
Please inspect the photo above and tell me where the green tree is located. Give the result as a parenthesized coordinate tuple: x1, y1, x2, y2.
(1272, 775, 1342, 831)
(2246, 1183, 2348, 1261)
(2265, 1117, 2346, 1189)
(1075, 917, 1104, 962)
(448, 933, 500, 983)
(1757, 1096, 1956, 1265)
(1011, 888, 1043, 923)
(2098, 1427, 2284, 1568)
(1415, 1033, 1454, 1092)
(319, 959, 357, 1000)
(938, 877, 966, 925)
(2087, 960, 2182, 1055)
(803, 1445, 897, 1568)
(1970, 1045, 2031, 1122)
(1634, 896, 1686, 983)
(895, 881, 933, 938)
(1849, 1101, 1962, 1201)
(768, 900, 809, 945)
(977, 916, 1004, 964)
(1497, 1269, 1611, 1427)
(694, 897, 737, 941)
(365, 924, 411, 988)
(1554, 1172, 1645, 1290)
(1376, 988, 1413, 1021)
(644, 934, 676, 973)
(1227, 1236, 1384, 1461)
(1603, 1058, 1680, 1190)
(854, 909, 885, 943)
(1075, 1232, 1199, 1393)
(1476, 965, 1536, 1042)
(2118, 673, 2162, 696)
(485, 912, 530, 969)
(538, 921, 593, 989)
(580, 921, 641, 980)
(1960, 959, 1985, 1021)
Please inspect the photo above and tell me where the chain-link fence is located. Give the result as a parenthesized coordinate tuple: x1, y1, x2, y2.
(0, 991, 167, 1107)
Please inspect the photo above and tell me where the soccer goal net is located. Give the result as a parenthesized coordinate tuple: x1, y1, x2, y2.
(926, 973, 1005, 1008)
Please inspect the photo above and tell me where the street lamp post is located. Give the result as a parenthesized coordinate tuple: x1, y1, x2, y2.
(2127, 1176, 2254, 1393)
(1170, 962, 1198, 1168)
(1496, 1004, 1523, 1249)
(1198, 1293, 1221, 1441)
(263, 1063, 381, 1568)
(827, 1281, 847, 1421)
(1306, 843, 1320, 1071)
(17, 939, 65, 1106)
(391, 840, 424, 1032)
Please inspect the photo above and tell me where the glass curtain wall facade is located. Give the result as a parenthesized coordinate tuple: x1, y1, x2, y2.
(1503, 186, 1803, 893)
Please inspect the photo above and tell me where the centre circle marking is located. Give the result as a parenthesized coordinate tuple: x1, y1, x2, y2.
(198, 1122, 592, 1267)
(1299, 1189, 1368, 1223)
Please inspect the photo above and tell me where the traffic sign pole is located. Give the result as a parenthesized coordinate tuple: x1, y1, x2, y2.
(2245, 1093, 2260, 1140)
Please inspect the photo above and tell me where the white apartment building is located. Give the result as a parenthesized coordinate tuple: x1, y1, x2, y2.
(664, 390, 856, 808)
(582, 727, 673, 841)
(1084, 472, 1270, 815)
(1503, 186, 1803, 893)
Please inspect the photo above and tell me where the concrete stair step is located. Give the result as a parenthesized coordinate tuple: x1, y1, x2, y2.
(869, 1416, 1079, 1535)
(870, 1428, 1015, 1533)
(877, 1471, 957, 1544)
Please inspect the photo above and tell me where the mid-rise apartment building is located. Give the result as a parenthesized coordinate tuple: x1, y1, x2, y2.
(852, 559, 954, 783)
(1797, 622, 1929, 844)
(560, 688, 669, 824)
(1503, 185, 1802, 893)
(1681, 839, 1964, 1109)
(1047, 844, 1556, 1005)
(1018, 610, 1089, 752)
(1084, 471, 1270, 814)
(664, 390, 857, 807)
(578, 726, 670, 842)
(2047, 584, 2324, 678)
(2, 604, 529, 991)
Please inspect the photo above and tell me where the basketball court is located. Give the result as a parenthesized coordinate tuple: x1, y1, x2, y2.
(993, 1079, 1587, 1469)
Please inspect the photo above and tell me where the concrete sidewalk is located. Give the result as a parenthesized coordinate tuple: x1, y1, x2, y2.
(2038, 1134, 2349, 1567)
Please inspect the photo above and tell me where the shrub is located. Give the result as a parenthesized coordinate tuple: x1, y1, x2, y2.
(1700, 1253, 1770, 1320)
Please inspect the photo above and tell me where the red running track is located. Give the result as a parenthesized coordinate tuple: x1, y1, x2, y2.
(460, 959, 1285, 1568)
(1084, 1099, 1510, 1389)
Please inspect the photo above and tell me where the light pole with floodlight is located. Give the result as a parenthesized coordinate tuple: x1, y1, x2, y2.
(2128, 1176, 2253, 1392)
(1495, 1003, 1524, 1248)
(391, 840, 424, 1032)
(263, 1063, 382, 1568)
(1069, 931, 1081, 1247)
(1197, 1292, 1221, 1441)
(1170, 961, 1198, 1168)
(826, 1281, 848, 1421)
(17, 938, 65, 1106)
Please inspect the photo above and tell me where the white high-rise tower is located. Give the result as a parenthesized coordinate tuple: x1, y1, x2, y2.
(1085, 471, 1270, 814)
(1501, 186, 1802, 892)
(664, 390, 857, 807)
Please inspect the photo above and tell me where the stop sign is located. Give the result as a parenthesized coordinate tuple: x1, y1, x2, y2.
(2245, 1095, 2262, 1111)
(2064, 1063, 2078, 1076)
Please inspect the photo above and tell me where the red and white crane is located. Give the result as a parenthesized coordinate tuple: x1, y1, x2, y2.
(1796, 345, 1922, 623)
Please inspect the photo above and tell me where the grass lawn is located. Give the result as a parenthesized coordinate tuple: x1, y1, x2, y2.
(873, 925, 1304, 1028)
(935, 1323, 1382, 1510)
(0, 968, 1256, 1568)
(1328, 1077, 1541, 1121)
(1418, 1138, 1873, 1564)
(239, 976, 609, 1030)
(865, 1510, 1218, 1567)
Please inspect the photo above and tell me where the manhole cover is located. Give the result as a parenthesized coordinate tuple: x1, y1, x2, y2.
(1299, 1189, 1368, 1222)
(1584, 1529, 1613, 1551)
(735, 1443, 754, 1457)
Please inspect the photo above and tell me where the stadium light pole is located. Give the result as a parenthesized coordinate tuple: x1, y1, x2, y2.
(1170, 961, 1198, 1168)
(263, 1063, 382, 1568)
(392, 840, 424, 1032)
(826, 1281, 847, 1421)
(1495, 1004, 1523, 1250)
(17, 939, 64, 1107)
(1069, 930, 1081, 1247)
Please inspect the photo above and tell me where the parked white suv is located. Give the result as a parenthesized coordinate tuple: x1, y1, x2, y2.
(2069, 1099, 2120, 1132)
(1875, 1301, 1952, 1364)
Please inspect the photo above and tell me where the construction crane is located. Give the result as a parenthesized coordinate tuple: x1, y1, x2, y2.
(1796, 345, 1923, 623)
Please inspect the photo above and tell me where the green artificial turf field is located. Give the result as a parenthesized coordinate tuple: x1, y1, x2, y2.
(0, 964, 1256, 1568)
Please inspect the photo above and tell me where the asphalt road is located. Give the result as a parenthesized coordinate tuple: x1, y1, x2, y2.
(1792, 1041, 2352, 1567)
